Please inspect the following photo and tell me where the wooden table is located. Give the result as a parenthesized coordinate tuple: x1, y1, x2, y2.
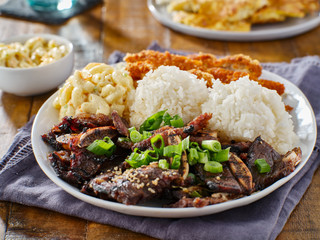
(0, 1, 319, 239)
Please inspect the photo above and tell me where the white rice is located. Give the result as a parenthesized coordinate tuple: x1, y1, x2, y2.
(201, 76, 297, 154)
(129, 66, 209, 127)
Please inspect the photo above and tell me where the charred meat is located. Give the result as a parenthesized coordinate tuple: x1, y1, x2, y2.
(42, 112, 301, 208)
(245, 136, 301, 190)
(84, 162, 181, 205)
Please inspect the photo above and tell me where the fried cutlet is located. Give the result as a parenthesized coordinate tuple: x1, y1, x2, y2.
(124, 50, 285, 95)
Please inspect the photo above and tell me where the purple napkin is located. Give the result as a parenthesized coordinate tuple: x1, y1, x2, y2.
(1, 44, 319, 240)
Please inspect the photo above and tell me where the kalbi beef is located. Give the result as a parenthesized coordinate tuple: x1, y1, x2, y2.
(193, 152, 253, 195)
(42, 112, 302, 208)
(245, 136, 302, 190)
(194, 163, 243, 194)
(42, 132, 63, 150)
(49, 146, 130, 187)
(85, 162, 181, 205)
(222, 141, 251, 155)
(42, 113, 114, 150)
(183, 112, 212, 134)
(49, 148, 108, 187)
(76, 126, 118, 148)
(53, 126, 119, 150)
(52, 113, 113, 135)
(168, 193, 241, 208)
(189, 129, 218, 145)
(116, 138, 134, 149)
(111, 110, 130, 137)
(132, 113, 213, 151)
(228, 153, 253, 194)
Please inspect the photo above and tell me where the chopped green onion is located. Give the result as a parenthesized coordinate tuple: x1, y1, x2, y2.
(158, 159, 169, 170)
(204, 161, 223, 173)
(150, 134, 165, 155)
(118, 137, 130, 143)
(190, 142, 202, 152)
(163, 112, 172, 126)
(163, 144, 182, 157)
(142, 149, 158, 162)
(130, 129, 143, 143)
(125, 148, 150, 168)
(171, 154, 181, 169)
(128, 126, 137, 133)
(170, 115, 184, 128)
(86, 137, 116, 156)
(142, 131, 152, 140)
(181, 136, 190, 151)
(190, 191, 202, 198)
(198, 151, 209, 164)
(211, 148, 230, 162)
(188, 148, 199, 166)
(139, 110, 167, 132)
(201, 140, 221, 152)
(254, 158, 271, 173)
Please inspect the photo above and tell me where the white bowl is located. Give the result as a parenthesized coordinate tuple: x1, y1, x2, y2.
(0, 34, 74, 96)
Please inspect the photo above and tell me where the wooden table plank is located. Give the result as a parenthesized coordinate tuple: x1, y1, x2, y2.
(0, 202, 9, 239)
(86, 222, 157, 240)
(103, 0, 170, 57)
(6, 204, 87, 240)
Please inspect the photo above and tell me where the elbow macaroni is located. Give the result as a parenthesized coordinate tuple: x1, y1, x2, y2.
(0, 37, 68, 68)
(53, 63, 134, 120)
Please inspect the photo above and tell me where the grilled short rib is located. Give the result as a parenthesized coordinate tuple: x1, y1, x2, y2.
(245, 136, 301, 190)
(83, 162, 181, 205)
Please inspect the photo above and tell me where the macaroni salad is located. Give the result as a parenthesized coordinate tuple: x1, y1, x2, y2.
(0, 36, 68, 68)
(53, 63, 134, 120)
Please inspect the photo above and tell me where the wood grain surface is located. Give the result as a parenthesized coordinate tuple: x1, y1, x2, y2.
(0, 0, 319, 239)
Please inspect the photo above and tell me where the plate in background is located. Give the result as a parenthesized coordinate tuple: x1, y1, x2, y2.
(148, 0, 320, 41)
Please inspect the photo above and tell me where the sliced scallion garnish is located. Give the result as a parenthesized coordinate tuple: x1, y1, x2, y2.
(170, 115, 184, 128)
(171, 154, 181, 169)
(201, 140, 221, 152)
(158, 159, 169, 170)
(204, 161, 223, 173)
(211, 147, 230, 162)
(187, 148, 199, 166)
(130, 129, 143, 143)
(254, 158, 271, 173)
(139, 110, 167, 132)
(150, 134, 165, 155)
(198, 151, 209, 164)
(86, 137, 116, 156)
(163, 144, 182, 157)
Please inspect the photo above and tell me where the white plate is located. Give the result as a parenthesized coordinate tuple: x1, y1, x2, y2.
(31, 70, 317, 218)
(148, 0, 320, 41)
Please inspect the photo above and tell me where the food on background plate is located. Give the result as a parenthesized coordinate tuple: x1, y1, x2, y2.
(157, 0, 319, 31)
(42, 49, 302, 208)
(0, 36, 69, 68)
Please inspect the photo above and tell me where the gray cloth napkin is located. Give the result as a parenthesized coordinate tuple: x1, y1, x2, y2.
(1, 44, 319, 240)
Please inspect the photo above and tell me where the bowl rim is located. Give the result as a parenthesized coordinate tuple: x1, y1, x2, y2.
(0, 33, 74, 72)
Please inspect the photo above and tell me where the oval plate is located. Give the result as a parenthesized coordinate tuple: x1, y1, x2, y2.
(31, 70, 317, 218)
(147, 0, 320, 41)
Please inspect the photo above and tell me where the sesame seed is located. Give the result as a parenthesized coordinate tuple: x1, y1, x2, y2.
(148, 188, 155, 194)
